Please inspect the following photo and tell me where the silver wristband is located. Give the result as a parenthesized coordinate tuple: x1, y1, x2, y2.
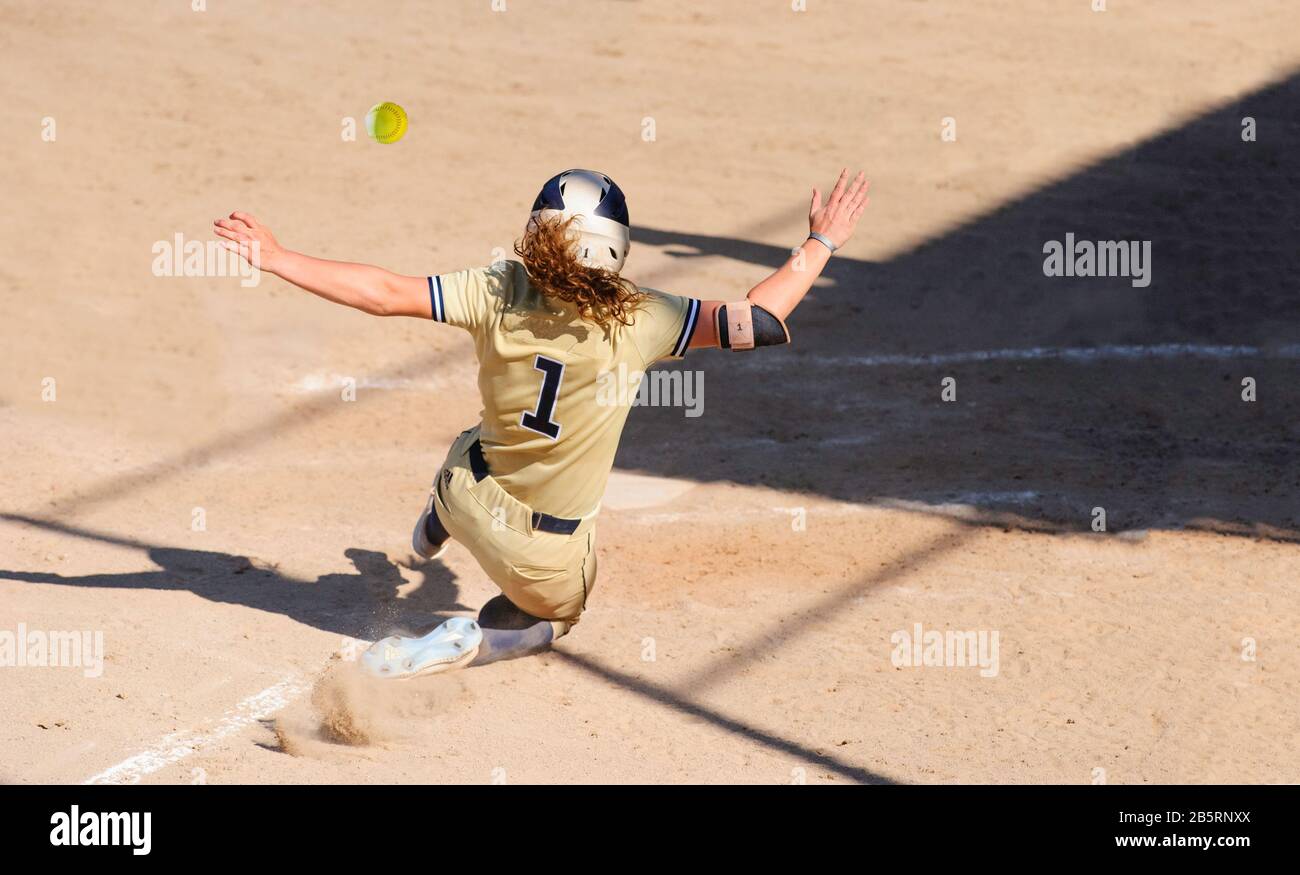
(807, 232, 837, 254)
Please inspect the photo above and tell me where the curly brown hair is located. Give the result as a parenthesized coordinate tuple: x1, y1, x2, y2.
(514, 215, 644, 328)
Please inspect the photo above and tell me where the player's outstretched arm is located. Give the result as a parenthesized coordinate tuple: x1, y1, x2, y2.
(689, 169, 868, 349)
(213, 212, 431, 317)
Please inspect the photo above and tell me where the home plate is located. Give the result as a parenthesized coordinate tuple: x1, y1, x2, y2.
(603, 471, 697, 510)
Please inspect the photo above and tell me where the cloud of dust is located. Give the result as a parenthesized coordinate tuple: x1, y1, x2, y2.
(272, 656, 466, 754)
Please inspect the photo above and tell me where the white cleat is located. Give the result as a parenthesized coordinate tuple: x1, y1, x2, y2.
(411, 486, 449, 561)
(360, 617, 483, 680)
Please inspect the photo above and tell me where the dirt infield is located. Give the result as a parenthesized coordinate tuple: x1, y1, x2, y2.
(2, 0, 1298, 784)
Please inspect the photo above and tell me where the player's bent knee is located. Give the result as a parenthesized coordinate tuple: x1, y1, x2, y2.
(480, 592, 578, 639)
(715, 300, 790, 350)
(478, 593, 542, 629)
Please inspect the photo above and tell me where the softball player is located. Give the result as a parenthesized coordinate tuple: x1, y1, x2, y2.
(214, 167, 868, 678)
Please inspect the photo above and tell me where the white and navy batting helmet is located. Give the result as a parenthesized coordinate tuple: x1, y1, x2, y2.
(529, 169, 631, 272)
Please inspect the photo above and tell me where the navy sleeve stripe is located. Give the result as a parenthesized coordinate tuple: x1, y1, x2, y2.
(671, 298, 700, 357)
(428, 275, 446, 322)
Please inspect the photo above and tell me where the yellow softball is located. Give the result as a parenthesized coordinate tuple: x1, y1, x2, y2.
(365, 102, 407, 144)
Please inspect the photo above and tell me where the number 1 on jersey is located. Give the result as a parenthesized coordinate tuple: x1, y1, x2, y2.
(520, 354, 565, 440)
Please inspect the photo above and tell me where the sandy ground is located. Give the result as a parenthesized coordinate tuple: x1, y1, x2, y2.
(2, 0, 1298, 784)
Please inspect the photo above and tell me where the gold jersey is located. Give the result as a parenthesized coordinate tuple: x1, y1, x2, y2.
(430, 261, 700, 519)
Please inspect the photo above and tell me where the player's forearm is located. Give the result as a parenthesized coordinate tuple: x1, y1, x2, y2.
(744, 238, 832, 321)
(270, 250, 409, 316)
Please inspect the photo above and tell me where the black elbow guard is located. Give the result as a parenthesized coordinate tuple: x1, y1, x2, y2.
(716, 301, 791, 350)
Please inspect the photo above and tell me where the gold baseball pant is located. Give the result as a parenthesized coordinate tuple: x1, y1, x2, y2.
(431, 427, 597, 624)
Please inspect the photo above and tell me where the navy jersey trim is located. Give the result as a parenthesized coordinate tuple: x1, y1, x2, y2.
(428, 275, 446, 322)
(671, 297, 701, 358)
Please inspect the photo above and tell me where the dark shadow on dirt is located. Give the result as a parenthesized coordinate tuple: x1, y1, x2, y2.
(623, 71, 1300, 539)
(554, 649, 897, 784)
(0, 514, 467, 641)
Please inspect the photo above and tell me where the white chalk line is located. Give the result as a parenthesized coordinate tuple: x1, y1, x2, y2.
(83, 674, 310, 785)
(286, 344, 1299, 394)
(74, 487, 1079, 783)
(626, 491, 1044, 525)
(791, 342, 1300, 370)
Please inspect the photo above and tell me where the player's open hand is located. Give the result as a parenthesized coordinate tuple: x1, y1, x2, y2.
(809, 169, 869, 249)
(213, 212, 285, 273)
